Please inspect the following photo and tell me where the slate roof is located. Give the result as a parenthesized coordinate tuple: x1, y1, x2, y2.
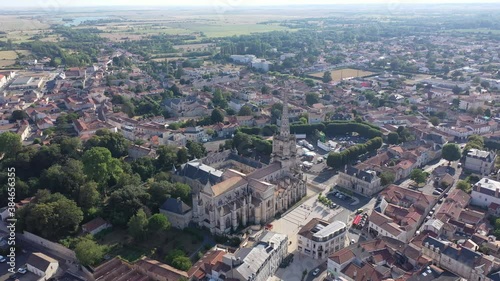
(488, 270, 500, 281)
(178, 160, 223, 185)
(160, 198, 192, 215)
(407, 265, 460, 281)
(27, 252, 58, 272)
(344, 166, 377, 182)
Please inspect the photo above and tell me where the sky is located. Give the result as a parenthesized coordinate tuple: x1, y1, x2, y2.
(4, 0, 500, 8)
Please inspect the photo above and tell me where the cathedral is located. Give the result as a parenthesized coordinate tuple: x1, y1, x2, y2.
(174, 91, 307, 234)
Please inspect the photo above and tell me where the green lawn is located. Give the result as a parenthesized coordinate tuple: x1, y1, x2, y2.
(98, 227, 205, 263)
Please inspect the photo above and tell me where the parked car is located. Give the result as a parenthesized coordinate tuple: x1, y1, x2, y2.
(433, 190, 441, 196)
(356, 209, 364, 214)
(312, 268, 320, 276)
(436, 188, 444, 193)
(18, 267, 27, 274)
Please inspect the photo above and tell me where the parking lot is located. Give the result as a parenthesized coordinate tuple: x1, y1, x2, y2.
(0, 250, 30, 281)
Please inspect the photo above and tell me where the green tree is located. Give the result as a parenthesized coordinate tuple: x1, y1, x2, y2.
(481, 81, 490, 89)
(75, 237, 106, 266)
(40, 159, 86, 198)
(187, 141, 206, 159)
(106, 185, 150, 226)
(166, 249, 185, 264)
(156, 145, 179, 171)
(128, 209, 148, 241)
(485, 108, 492, 117)
(82, 147, 123, 194)
(380, 171, 395, 186)
(452, 85, 462, 95)
(148, 214, 170, 233)
(306, 93, 319, 106)
(442, 143, 462, 164)
(410, 169, 428, 185)
(429, 116, 440, 126)
(387, 132, 399, 145)
(322, 71, 332, 83)
(177, 148, 189, 165)
(131, 158, 157, 181)
(78, 181, 100, 211)
(9, 110, 28, 122)
(147, 181, 191, 211)
(85, 129, 130, 158)
(0, 131, 22, 158)
(18, 191, 83, 240)
(456, 180, 472, 193)
(238, 105, 253, 116)
(211, 108, 225, 123)
(172, 256, 192, 271)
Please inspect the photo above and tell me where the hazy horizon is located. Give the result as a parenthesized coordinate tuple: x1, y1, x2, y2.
(4, 0, 500, 8)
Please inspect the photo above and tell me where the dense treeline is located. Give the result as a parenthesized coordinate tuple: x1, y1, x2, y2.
(290, 121, 382, 139)
(0, 130, 201, 240)
(327, 137, 383, 169)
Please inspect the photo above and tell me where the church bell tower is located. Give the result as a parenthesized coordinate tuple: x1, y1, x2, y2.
(271, 90, 297, 169)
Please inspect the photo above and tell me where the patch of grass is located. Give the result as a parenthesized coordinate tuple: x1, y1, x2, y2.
(98, 227, 205, 263)
(0, 60, 16, 68)
(114, 246, 149, 263)
(0, 51, 18, 60)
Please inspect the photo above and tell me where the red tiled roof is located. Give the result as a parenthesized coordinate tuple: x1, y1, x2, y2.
(329, 247, 355, 265)
(82, 217, 109, 233)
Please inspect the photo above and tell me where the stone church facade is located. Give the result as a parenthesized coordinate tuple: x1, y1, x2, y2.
(174, 91, 307, 234)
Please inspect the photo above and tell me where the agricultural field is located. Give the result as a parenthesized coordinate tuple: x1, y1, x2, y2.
(0, 49, 32, 68)
(310, 68, 375, 81)
(0, 50, 18, 68)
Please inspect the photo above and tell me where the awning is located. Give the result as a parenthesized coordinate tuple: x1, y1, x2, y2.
(353, 215, 362, 225)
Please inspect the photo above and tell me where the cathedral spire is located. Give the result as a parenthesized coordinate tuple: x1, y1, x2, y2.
(280, 90, 290, 138)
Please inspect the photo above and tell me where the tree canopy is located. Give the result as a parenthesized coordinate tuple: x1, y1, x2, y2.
(442, 143, 462, 163)
(75, 237, 106, 266)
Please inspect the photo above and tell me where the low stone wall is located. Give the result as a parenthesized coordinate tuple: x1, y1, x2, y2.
(19, 231, 77, 263)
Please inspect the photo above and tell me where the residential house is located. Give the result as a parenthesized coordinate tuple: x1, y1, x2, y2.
(236, 116, 255, 127)
(337, 166, 382, 196)
(464, 149, 496, 175)
(73, 118, 118, 139)
(327, 237, 415, 281)
(184, 126, 206, 142)
(471, 177, 500, 208)
(159, 197, 192, 229)
(0, 74, 6, 88)
(297, 219, 347, 259)
(459, 98, 484, 111)
(230, 55, 256, 64)
(223, 231, 287, 281)
(64, 96, 96, 112)
(82, 217, 112, 236)
(187, 249, 229, 281)
(161, 131, 187, 147)
(213, 123, 238, 138)
(251, 59, 272, 72)
(421, 235, 498, 281)
(368, 185, 435, 243)
(128, 144, 157, 160)
(0, 120, 30, 140)
(26, 252, 59, 281)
